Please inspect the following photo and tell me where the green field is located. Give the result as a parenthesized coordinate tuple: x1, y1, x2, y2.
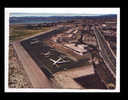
(9, 24, 51, 41)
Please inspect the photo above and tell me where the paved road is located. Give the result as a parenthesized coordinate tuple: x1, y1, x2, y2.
(93, 26, 116, 79)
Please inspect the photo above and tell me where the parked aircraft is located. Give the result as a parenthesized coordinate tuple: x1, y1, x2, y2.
(30, 40, 40, 45)
(49, 57, 70, 65)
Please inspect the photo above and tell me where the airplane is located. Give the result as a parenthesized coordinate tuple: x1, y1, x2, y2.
(40, 51, 54, 58)
(49, 57, 70, 65)
(44, 51, 50, 56)
(30, 40, 39, 45)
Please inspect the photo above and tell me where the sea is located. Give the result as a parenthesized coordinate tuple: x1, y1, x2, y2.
(9, 15, 117, 24)
(10, 20, 60, 24)
(9, 17, 68, 24)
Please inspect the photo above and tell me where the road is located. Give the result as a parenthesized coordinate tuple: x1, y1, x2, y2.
(93, 26, 116, 79)
(13, 41, 53, 88)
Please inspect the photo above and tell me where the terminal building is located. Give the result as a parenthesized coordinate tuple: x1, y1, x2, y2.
(64, 43, 88, 56)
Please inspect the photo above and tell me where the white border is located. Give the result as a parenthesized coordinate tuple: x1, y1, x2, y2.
(4, 8, 120, 93)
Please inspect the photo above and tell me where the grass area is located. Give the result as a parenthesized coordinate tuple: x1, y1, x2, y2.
(9, 24, 51, 41)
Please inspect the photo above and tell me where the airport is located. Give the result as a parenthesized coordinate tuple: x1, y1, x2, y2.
(21, 26, 91, 78)
(11, 17, 117, 89)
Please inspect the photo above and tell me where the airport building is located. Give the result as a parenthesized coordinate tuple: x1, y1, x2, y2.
(64, 43, 88, 56)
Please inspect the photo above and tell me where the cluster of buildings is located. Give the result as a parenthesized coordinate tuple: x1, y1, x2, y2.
(50, 24, 97, 57)
(101, 22, 117, 37)
(64, 43, 88, 56)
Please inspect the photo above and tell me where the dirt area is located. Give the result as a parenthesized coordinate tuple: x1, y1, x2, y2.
(8, 44, 33, 88)
(52, 64, 94, 89)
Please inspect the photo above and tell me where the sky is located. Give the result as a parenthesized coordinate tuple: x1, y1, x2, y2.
(7, 8, 119, 17)
(10, 13, 105, 17)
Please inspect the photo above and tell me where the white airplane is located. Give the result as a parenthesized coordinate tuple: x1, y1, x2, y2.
(44, 51, 50, 56)
(30, 40, 39, 45)
(49, 57, 70, 65)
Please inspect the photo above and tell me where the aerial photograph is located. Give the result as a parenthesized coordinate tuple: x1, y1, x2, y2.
(6, 8, 119, 92)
